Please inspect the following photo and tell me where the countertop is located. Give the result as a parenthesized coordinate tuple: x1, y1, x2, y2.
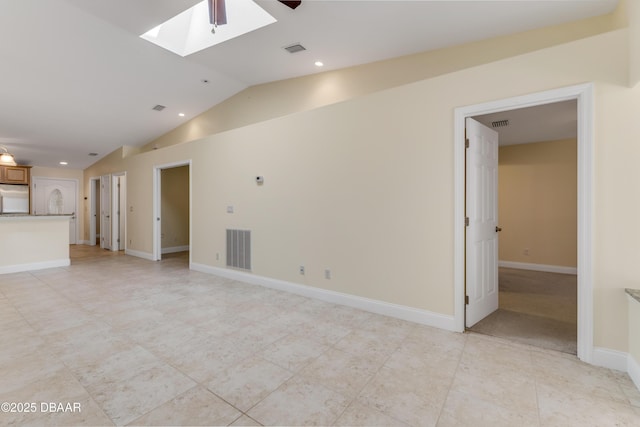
(0, 214, 72, 221)
(626, 288, 640, 304)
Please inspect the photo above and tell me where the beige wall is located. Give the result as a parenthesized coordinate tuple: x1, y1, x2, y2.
(161, 166, 189, 250)
(498, 139, 577, 268)
(84, 26, 636, 353)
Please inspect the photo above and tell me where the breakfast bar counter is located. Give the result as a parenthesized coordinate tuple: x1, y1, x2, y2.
(0, 215, 70, 274)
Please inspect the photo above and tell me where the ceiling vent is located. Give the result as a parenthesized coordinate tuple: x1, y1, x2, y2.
(491, 119, 509, 128)
(152, 104, 166, 111)
(283, 43, 306, 54)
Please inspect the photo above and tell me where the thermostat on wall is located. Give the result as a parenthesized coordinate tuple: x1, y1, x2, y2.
(256, 176, 264, 184)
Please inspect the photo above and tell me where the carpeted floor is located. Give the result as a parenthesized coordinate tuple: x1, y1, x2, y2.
(469, 268, 577, 354)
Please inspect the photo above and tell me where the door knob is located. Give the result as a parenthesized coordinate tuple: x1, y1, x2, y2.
(496, 226, 503, 232)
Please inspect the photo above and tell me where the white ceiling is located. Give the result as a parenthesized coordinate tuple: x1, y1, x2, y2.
(474, 100, 578, 146)
(0, 0, 617, 169)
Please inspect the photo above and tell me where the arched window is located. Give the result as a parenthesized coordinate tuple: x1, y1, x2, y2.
(48, 189, 63, 214)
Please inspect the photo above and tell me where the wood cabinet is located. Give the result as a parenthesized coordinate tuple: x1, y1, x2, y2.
(0, 165, 31, 185)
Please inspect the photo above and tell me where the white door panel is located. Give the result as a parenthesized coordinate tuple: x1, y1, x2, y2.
(101, 175, 111, 250)
(466, 118, 499, 327)
(33, 178, 77, 244)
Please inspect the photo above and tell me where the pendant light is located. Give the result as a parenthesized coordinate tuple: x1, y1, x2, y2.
(0, 146, 17, 166)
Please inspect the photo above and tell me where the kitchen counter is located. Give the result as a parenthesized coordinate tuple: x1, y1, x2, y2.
(0, 215, 70, 274)
(0, 214, 72, 220)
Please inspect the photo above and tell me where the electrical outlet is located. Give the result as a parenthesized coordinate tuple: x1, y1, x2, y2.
(324, 269, 331, 279)
(216, 253, 219, 261)
(524, 248, 530, 256)
(299, 266, 305, 275)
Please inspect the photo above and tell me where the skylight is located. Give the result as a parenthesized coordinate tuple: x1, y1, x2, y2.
(140, 0, 277, 57)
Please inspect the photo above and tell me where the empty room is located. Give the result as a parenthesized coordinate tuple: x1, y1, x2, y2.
(1, 0, 639, 426)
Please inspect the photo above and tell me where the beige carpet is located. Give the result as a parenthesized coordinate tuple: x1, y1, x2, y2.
(469, 268, 577, 354)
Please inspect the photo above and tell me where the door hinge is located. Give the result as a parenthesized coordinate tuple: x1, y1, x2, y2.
(465, 138, 470, 149)
(465, 295, 469, 305)
(465, 217, 469, 227)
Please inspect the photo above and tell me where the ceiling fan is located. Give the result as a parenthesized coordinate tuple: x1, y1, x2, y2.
(207, 0, 301, 27)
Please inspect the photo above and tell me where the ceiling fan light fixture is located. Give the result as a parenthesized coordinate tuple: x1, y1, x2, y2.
(0, 146, 17, 166)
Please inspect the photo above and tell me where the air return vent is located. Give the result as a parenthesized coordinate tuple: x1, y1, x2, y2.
(152, 104, 166, 111)
(283, 43, 306, 54)
(491, 119, 509, 128)
(226, 229, 251, 271)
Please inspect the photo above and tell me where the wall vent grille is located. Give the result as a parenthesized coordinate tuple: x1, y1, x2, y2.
(152, 104, 166, 111)
(226, 229, 251, 271)
(491, 119, 509, 128)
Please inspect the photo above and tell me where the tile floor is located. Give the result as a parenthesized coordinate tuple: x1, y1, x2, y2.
(0, 247, 638, 426)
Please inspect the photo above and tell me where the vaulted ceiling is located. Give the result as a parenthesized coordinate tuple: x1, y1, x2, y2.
(0, 0, 618, 168)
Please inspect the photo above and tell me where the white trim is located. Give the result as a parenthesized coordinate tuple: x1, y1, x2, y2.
(454, 83, 594, 363)
(0, 259, 70, 274)
(78, 240, 91, 245)
(191, 263, 457, 331)
(592, 347, 628, 372)
(124, 248, 154, 260)
(628, 354, 640, 391)
(498, 261, 577, 275)
(162, 245, 190, 254)
(111, 172, 127, 252)
(89, 177, 100, 247)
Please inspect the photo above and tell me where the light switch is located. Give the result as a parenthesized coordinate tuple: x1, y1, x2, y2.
(227, 206, 234, 213)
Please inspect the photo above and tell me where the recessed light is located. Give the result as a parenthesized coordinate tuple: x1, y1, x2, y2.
(179, 113, 185, 117)
(314, 61, 324, 67)
(59, 161, 68, 165)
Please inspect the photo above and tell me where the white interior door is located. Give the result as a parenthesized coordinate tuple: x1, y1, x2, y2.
(101, 174, 111, 250)
(118, 175, 126, 251)
(111, 174, 126, 251)
(465, 118, 499, 327)
(33, 178, 77, 244)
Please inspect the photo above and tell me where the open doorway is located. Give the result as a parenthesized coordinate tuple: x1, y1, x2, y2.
(468, 101, 578, 354)
(454, 83, 594, 363)
(153, 161, 191, 262)
(91, 173, 125, 251)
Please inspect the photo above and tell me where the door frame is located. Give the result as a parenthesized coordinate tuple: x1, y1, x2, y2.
(32, 176, 80, 245)
(152, 160, 192, 262)
(89, 177, 100, 246)
(453, 83, 594, 363)
(111, 172, 126, 251)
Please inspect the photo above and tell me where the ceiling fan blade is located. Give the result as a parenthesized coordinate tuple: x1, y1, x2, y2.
(278, 1, 302, 10)
(208, 0, 227, 26)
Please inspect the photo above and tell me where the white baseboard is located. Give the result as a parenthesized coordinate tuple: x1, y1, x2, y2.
(0, 259, 70, 274)
(629, 354, 640, 391)
(78, 240, 92, 245)
(162, 245, 190, 254)
(498, 260, 577, 275)
(125, 249, 154, 261)
(190, 263, 457, 331)
(592, 347, 628, 372)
